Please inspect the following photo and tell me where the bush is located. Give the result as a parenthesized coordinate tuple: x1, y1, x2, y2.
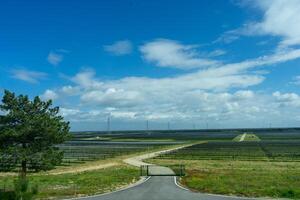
(0, 190, 16, 200)
(280, 189, 296, 198)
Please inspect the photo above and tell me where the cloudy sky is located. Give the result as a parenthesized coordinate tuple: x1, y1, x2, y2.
(1, 0, 300, 131)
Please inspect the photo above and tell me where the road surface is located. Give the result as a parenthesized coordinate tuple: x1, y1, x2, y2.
(74, 175, 257, 200)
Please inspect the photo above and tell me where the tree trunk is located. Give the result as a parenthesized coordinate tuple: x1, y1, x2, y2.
(21, 159, 27, 178)
(21, 143, 27, 178)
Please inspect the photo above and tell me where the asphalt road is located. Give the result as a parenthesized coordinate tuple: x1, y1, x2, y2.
(75, 176, 256, 200)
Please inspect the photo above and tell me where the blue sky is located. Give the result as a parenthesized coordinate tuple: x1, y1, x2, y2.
(1, 0, 300, 131)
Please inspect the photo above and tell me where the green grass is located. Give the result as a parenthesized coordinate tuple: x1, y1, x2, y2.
(149, 159, 300, 199)
(0, 165, 139, 199)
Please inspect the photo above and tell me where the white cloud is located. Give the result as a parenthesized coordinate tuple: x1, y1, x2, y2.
(251, 0, 300, 47)
(61, 85, 80, 96)
(234, 90, 254, 99)
(111, 111, 137, 119)
(273, 91, 300, 107)
(47, 51, 63, 66)
(291, 76, 300, 85)
(220, 0, 300, 47)
(11, 69, 47, 83)
(103, 40, 132, 55)
(71, 68, 103, 89)
(60, 108, 80, 117)
(41, 89, 58, 100)
(56, 47, 300, 120)
(140, 39, 220, 70)
(206, 48, 300, 77)
(80, 88, 143, 107)
(43, 35, 300, 128)
(56, 82, 300, 129)
(205, 49, 227, 57)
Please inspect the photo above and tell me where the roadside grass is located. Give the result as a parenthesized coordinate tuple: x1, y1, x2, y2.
(233, 133, 261, 142)
(148, 159, 300, 199)
(0, 165, 139, 199)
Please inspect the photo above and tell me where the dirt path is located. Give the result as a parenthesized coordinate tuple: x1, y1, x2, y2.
(48, 162, 119, 175)
(123, 144, 192, 167)
(239, 133, 247, 142)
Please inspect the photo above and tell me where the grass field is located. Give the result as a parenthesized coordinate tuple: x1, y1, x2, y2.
(148, 159, 300, 199)
(0, 165, 139, 199)
(147, 130, 300, 199)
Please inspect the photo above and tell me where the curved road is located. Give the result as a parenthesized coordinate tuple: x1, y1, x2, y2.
(75, 175, 256, 200)
(71, 145, 260, 200)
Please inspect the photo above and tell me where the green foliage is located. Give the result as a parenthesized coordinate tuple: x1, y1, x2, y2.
(0, 90, 71, 174)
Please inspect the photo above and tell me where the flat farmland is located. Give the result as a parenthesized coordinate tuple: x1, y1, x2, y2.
(72, 130, 241, 141)
(59, 140, 183, 164)
(155, 141, 300, 161)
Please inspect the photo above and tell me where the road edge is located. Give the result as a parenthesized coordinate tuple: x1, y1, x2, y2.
(65, 176, 151, 200)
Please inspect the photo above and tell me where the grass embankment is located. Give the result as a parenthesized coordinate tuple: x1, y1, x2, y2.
(0, 165, 139, 199)
(233, 133, 261, 142)
(149, 158, 300, 199)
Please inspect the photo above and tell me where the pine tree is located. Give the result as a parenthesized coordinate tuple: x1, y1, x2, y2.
(0, 90, 70, 177)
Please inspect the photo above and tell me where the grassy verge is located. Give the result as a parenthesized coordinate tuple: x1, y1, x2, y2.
(148, 159, 300, 199)
(0, 165, 139, 199)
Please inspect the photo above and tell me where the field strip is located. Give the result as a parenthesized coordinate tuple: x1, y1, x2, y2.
(65, 176, 151, 200)
(239, 133, 247, 142)
(48, 162, 118, 175)
(123, 144, 193, 167)
(0, 162, 119, 177)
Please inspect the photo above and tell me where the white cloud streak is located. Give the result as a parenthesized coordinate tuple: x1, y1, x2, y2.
(103, 40, 133, 55)
(140, 39, 220, 70)
(11, 69, 47, 83)
(219, 0, 300, 47)
(40, 89, 58, 100)
(47, 51, 63, 66)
